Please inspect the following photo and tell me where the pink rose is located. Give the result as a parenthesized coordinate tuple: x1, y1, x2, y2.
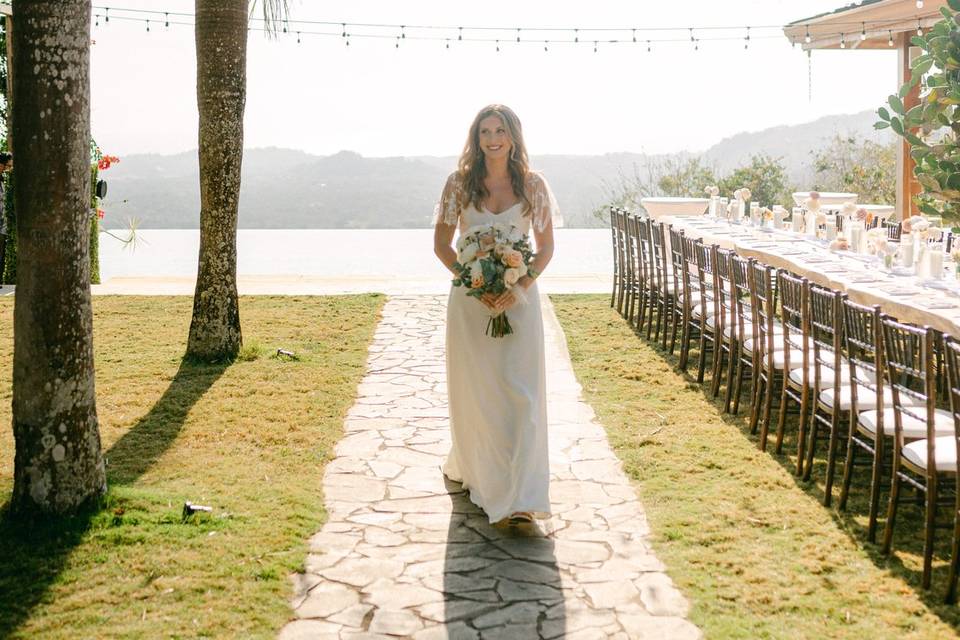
(504, 267, 521, 286)
(470, 273, 484, 288)
(479, 233, 496, 251)
(504, 250, 523, 268)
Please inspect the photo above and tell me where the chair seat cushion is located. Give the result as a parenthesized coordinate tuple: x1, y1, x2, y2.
(903, 436, 960, 473)
(819, 385, 923, 412)
(692, 302, 718, 318)
(788, 363, 877, 390)
(858, 407, 955, 440)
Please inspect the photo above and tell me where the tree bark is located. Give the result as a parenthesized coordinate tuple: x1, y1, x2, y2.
(10, 0, 106, 516)
(186, 0, 246, 361)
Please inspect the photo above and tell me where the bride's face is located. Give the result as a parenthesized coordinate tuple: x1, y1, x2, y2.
(478, 115, 512, 162)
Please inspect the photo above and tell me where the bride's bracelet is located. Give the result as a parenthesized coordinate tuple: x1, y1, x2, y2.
(528, 267, 540, 280)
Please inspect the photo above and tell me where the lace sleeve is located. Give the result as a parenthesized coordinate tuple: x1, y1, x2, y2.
(433, 171, 461, 227)
(528, 171, 562, 232)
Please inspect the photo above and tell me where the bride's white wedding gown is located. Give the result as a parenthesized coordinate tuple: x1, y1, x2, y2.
(434, 171, 560, 523)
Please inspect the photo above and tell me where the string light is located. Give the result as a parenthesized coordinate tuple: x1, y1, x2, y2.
(89, 5, 931, 53)
(445, 38, 450, 49)
(840, 32, 845, 48)
(593, 40, 598, 53)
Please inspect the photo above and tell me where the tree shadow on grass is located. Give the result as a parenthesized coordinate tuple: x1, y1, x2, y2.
(0, 358, 229, 638)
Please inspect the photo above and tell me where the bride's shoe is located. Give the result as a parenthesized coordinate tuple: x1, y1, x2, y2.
(507, 511, 534, 525)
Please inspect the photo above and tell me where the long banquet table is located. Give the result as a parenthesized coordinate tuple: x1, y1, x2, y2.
(669, 215, 960, 338)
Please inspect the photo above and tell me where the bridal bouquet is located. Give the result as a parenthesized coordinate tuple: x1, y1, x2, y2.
(451, 222, 535, 338)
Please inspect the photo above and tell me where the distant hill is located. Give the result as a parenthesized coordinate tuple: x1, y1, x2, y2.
(100, 110, 888, 229)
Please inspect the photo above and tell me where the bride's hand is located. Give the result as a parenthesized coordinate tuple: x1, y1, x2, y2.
(492, 290, 518, 313)
(479, 293, 498, 311)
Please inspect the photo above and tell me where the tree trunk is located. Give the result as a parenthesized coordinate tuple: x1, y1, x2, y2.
(186, 0, 246, 361)
(10, 0, 105, 516)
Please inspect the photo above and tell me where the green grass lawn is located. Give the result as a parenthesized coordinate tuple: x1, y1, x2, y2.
(0, 295, 383, 639)
(552, 294, 960, 640)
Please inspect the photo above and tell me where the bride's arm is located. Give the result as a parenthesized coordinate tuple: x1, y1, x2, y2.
(434, 221, 459, 275)
(519, 217, 554, 291)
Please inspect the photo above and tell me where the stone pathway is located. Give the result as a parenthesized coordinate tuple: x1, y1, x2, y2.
(280, 296, 700, 640)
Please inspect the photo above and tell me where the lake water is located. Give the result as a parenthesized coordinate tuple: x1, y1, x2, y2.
(98, 229, 612, 289)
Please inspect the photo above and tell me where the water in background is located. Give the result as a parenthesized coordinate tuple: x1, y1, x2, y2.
(98, 229, 612, 282)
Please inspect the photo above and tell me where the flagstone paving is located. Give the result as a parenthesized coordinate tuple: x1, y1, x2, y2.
(281, 295, 699, 640)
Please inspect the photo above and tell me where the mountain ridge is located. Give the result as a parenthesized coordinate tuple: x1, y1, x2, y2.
(100, 110, 888, 229)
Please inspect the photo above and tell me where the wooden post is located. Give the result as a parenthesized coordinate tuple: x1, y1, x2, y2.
(4, 14, 12, 153)
(896, 34, 921, 221)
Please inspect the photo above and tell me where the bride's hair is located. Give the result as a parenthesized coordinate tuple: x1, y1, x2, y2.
(457, 104, 532, 215)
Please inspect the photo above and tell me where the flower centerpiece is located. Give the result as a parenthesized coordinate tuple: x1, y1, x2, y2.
(451, 222, 535, 338)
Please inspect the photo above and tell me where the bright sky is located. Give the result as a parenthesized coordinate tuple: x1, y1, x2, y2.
(90, 0, 894, 158)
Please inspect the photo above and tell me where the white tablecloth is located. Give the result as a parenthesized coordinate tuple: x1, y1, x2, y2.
(669, 216, 960, 337)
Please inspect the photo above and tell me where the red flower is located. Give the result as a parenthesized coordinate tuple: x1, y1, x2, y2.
(97, 208, 105, 219)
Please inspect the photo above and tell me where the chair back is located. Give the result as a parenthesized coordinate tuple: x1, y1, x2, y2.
(881, 318, 938, 461)
(809, 285, 845, 397)
(777, 270, 810, 375)
(731, 255, 755, 346)
(941, 336, 960, 478)
(649, 221, 670, 298)
(884, 220, 902, 241)
(748, 261, 777, 371)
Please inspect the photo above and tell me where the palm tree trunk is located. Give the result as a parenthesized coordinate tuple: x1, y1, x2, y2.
(10, 0, 106, 516)
(186, 0, 246, 361)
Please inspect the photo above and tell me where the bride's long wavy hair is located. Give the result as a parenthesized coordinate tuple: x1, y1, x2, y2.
(457, 104, 532, 215)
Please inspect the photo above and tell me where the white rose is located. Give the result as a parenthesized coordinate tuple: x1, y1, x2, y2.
(504, 267, 521, 286)
(739, 188, 752, 201)
(459, 242, 479, 263)
(841, 201, 857, 217)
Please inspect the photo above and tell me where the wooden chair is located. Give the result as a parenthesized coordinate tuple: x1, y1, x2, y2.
(675, 233, 707, 370)
(649, 221, 673, 349)
(667, 226, 688, 357)
(771, 271, 811, 455)
(884, 220, 902, 241)
(748, 263, 801, 447)
(635, 216, 657, 336)
(710, 247, 738, 408)
(609, 207, 621, 309)
(729, 255, 756, 416)
(940, 336, 960, 603)
(613, 208, 629, 316)
(692, 240, 719, 383)
(881, 319, 955, 592)
(623, 212, 640, 326)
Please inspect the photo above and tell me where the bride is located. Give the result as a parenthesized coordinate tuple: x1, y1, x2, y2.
(433, 104, 559, 525)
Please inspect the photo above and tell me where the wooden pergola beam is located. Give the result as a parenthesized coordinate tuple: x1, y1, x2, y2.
(784, 0, 937, 219)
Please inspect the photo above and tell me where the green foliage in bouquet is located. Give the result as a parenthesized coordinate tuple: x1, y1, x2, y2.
(877, 0, 960, 222)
